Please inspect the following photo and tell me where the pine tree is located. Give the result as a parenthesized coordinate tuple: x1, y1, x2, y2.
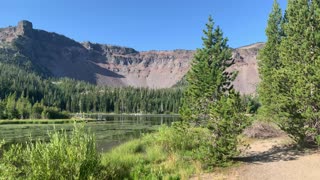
(5, 93, 18, 119)
(258, 0, 283, 117)
(180, 16, 250, 164)
(272, 0, 320, 146)
(16, 94, 32, 119)
(31, 102, 44, 119)
(209, 91, 249, 165)
(180, 16, 235, 123)
(0, 99, 5, 119)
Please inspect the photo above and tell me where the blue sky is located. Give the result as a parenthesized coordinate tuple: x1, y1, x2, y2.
(1, 0, 287, 51)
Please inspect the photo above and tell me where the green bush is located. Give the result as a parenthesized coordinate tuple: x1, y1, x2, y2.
(41, 107, 70, 119)
(31, 102, 44, 119)
(241, 95, 261, 114)
(0, 124, 101, 179)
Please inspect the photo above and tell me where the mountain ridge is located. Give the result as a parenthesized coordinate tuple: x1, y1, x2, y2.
(0, 20, 263, 94)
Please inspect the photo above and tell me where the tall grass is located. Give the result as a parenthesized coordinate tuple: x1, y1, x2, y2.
(0, 124, 101, 179)
(100, 122, 214, 179)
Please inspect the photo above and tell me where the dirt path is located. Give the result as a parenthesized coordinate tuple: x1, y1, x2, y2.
(191, 136, 320, 180)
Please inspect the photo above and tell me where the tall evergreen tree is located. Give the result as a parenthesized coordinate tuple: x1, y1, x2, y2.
(180, 16, 235, 123)
(16, 95, 32, 119)
(5, 93, 18, 119)
(258, 0, 283, 117)
(0, 99, 5, 119)
(272, 0, 320, 145)
(180, 16, 250, 164)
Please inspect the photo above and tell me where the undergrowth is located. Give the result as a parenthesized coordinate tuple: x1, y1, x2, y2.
(0, 122, 244, 179)
(0, 124, 101, 179)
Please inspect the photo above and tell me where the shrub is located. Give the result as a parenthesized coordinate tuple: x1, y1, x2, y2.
(0, 124, 101, 179)
(241, 95, 261, 114)
(41, 107, 70, 119)
(31, 102, 43, 119)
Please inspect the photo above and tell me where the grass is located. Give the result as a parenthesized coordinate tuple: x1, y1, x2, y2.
(0, 124, 101, 179)
(0, 120, 244, 179)
(0, 123, 248, 180)
(101, 136, 197, 179)
(100, 123, 215, 179)
(0, 123, 208, 179)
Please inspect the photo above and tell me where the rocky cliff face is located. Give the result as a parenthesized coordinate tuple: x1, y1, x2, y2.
(81, 41, 194, 88)
(0, 20, 263, 94)
(229, 43, 264, 94)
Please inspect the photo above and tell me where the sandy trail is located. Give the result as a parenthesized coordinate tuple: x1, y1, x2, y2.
(191, 136, 320, 180)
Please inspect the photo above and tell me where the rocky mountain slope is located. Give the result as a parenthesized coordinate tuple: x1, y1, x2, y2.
(0, 20, 263, 94)
(230, 43, 264, 94)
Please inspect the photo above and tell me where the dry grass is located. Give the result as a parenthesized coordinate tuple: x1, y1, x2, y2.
(243, 121, 284, 139)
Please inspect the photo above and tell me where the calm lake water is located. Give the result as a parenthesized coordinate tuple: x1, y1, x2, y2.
(0, 114, 180, 152)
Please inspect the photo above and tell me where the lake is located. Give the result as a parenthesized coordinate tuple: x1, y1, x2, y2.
(0, 114, 180, 152)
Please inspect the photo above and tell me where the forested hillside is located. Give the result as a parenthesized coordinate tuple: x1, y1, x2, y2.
(0, 62, 183, 119)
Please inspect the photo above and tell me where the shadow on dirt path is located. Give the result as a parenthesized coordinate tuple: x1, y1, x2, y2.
(234, 144, 319, 164)
(190, 137, 320, 180)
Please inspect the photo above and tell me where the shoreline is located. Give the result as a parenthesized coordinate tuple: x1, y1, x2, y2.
(0, 113, 180, 125)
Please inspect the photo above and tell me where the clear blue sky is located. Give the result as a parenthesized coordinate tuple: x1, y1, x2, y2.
(1, 0, 287, 51)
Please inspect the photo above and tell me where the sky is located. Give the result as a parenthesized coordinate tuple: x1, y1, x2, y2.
(1, 0, 287, 51)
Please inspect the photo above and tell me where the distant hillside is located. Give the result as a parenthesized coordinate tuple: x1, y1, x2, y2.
(0, 20, 263, 94)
